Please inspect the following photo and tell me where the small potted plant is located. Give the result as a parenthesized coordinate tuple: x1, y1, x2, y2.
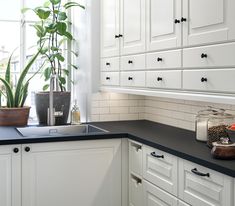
(23, 0, 85, 125)
(0, 50, 41, 126)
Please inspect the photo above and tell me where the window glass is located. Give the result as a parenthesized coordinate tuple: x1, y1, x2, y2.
(0, 0, 21, 20)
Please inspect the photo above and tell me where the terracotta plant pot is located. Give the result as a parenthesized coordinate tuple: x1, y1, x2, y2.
(0, 107, 30, 126)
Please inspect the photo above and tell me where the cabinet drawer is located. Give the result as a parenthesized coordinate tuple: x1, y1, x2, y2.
(183, 69, 235, 93)
(101, 57, 120, 71)
(147, 50, 181, 69)
(143, 145, 178, 196)
(121, 54, 145, 71)
(129, 141, 142, 177)
(101, 72, 119, 86)
(129, 175, 143, 206)
(146, 70, 182, 89)
(120, 72, 145, 87)
(183, 43, 235, 68)
(179, 159, 233, 206)
(143, 180, 178, 206)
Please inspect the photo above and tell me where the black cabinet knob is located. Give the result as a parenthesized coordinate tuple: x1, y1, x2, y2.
(201, 53, 208, 58)
(157, 57, 163, 62)
(128, 60, 133, 64)
(115, 35, 119, 38)
(25, 146, 30, 152)
(106, 77, 110, 80)
(13, 148, 19, 153)
(106, 62, 110, 66)
(201, 77, 207, 82)
(174, 19, 180, 24)
(157, 77, 163, 81)
(128, 77, 133, 80)
(119, 34, 123, 38)
(181, 17, 187, 22)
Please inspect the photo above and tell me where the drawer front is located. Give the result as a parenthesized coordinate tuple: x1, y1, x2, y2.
(101, 72, 119, 86)
(146, 70, 182, 89)
(143, 180, 178, 206)
(147, 50, 181, 69)
(129, 175, 143, 206)
(143, 146, 178, 196)
(129, 141, 143, 177)
(121, 54, 145, 71)
(183, 43, 235, 68)
(183, 69, 235, 93)
(120, 72, 145, 87)
(179, 159, 233, 206)
(101, 57, 120, 71)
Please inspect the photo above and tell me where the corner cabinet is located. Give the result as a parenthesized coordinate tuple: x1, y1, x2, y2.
(0, 139, 122, 206)
(100, 0, 235, 104)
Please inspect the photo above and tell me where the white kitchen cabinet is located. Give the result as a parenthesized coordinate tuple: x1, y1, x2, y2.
(100, 0, 120, 57)
(0, 145, 21, 206)
(179, 159, 233, 206)
(183, 69, 235, 93)
(22, 139, 122, 206)
(143, 180, 178, 206)
(146, 0, 182, 51)
(182, 0, 235, 46)
(146, 70, 182, 90)
(120, 0, 145, 54)
(143, 145, 178, 196)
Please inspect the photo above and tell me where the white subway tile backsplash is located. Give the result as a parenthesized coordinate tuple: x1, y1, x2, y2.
(90, 92, 235, 131)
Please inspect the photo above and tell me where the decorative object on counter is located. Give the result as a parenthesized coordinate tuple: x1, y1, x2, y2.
(0, 50, 41, 126)
(226, 124, 235, 139)
(71, 100, 81, 125)
(195, 107, 217, 142)
(207, 110, 234, 148)
(211, 137, 235, 160)
(22, 0, 85, 125)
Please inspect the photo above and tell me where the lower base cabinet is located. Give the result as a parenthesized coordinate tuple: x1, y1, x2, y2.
(129, 175, 143, 206)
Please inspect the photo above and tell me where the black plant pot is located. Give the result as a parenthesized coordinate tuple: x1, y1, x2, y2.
(35, 92, 71, 125)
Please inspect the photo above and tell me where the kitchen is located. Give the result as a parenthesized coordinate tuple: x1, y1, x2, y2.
(0, 0, 235, 206)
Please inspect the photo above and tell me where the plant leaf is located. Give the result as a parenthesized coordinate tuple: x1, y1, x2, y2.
(50, 0, 61, 5)
(5, 52, 14, 84)
(56, 22, 67, 35)
(64, 31, 73, 40)
(71, 64, 78, 70)
(59, 76, 66, 85)
(21, 8, 31, 14)
(44, 67, 52, 81)
(64, 2, 85, 10)
(54, 53, 65, 62)
(58, 12, 67, 21)
(0, 78, 14, 107)
(62, 69, 69, 76)
(43, 84, 49, 91)
(19, 82, 29, 107)
(35, 8, 51, 19)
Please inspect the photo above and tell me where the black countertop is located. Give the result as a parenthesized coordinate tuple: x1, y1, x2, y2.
(0, 120, 235, 178)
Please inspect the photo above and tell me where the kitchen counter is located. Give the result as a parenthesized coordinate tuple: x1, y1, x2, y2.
(0, 120, 235, 177)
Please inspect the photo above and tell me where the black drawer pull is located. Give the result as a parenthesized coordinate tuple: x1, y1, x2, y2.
(181, 17, 187, 22)
(115, 35, 119, 38)
(157, 57, 163, 62)
(201, 77, 207, 82)
(128, 77, 133, 80)
(25, 146, 30, 152)
(13, 148, 19, 153)
(151, 152, 164, 159)
(191, 168, 210, 177)
(157, 77, 163, 81)
(106, 77, 110, 80)
(106, 62, 110, 66)
(128, 60, 133, 64)
(201, 53, 208, 58)
(174, 19, 180, 24)
(119, 34, 123, 38)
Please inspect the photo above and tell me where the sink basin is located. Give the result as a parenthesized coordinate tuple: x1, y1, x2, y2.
(16, 125, 108, 137)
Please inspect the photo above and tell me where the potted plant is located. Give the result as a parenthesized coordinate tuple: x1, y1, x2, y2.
(0, 50, 41, 126)
(23, 0, 85, 125)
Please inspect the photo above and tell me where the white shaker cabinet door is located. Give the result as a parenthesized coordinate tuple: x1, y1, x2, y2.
(101, 0, 120, 57)
(0, 145, 21, 206)
(22, 140, 122, 206)
(146, 0, 182, 51)
(120, 0, 145, 55)
(182, 0, 235, 46)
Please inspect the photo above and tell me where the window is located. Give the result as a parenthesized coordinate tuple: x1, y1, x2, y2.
(0, 0, 71, 123)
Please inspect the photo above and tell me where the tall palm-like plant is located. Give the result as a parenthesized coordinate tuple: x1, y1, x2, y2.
(22, 0, 85, 91)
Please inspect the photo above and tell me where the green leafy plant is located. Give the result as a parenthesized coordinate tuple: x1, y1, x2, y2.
(22, 0, 85, 91)
(0, 50, 41, 108)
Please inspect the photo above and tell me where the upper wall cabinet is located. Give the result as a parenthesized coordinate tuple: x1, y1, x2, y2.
(146, 0, 182, 51)
(183, 0, 235, 46)
(100, 0, 120, 57)
(120, 0, 146, 55)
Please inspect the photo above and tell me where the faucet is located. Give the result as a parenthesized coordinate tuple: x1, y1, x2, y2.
(47, 74, 63, 126)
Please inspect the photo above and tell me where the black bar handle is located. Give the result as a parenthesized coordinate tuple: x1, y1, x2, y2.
(151, 152, 164, 159)
(157, 57, 163, 62)
(106, 77, 110, 80)
(157, 77, 163, 81)
(128, 77, 133, 81)
(115, 35, 119, 38)
(201, 53, 208, 58)
(106, 62, 110, 66)
(181, 17, 187, 22)
(174, 19, 180, 24)
(201, 77, 207, 82)
(119, 34, 123, 38)
(191, 168, 210, 177)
